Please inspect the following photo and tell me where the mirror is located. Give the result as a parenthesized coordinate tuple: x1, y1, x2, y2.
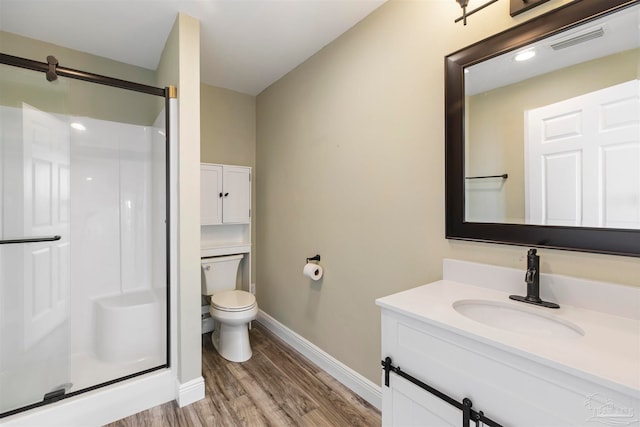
(445, 0, 640, 257)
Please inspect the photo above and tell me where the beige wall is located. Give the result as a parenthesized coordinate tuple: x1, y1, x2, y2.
(0, 31, 156, 84)
(0, 31, 158, 125)
(255, 0, 640, 386)
(200, 84, 257, 274)
(156, 13, 202, 385)
(201, 84, 256, 166)
(467, 50, 639, 222)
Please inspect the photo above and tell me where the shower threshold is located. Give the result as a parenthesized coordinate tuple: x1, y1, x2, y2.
(69, 353, 166, 393)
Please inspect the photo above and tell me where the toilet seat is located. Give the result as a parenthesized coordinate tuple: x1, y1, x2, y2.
(211, 290, 256, 312)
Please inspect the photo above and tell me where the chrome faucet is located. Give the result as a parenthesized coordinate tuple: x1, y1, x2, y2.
(509, 249, 560, 309)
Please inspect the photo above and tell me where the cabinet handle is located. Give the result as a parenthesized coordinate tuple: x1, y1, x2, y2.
(224, 192, 229, 197)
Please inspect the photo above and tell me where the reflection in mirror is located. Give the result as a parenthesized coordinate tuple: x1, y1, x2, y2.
(464, 3, 639, 229)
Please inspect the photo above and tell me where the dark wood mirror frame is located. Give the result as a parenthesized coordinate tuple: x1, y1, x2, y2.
(445, 0, 640, 257)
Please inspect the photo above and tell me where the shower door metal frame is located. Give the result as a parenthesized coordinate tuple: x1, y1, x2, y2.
(0, 52, 174, 419)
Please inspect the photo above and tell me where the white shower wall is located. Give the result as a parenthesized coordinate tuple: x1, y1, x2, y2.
(69, 115, 163, 357)
(151, 109, 167, 294)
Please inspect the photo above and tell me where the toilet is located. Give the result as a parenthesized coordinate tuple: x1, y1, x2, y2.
(201, 254, 257, 362)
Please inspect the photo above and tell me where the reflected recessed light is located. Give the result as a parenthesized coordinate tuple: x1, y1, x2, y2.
(86, 177, 93, 181)
(70, 122, 86, 131)
(514, 50, 536, 62)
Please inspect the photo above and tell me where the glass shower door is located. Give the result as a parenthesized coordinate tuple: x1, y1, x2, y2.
(0, 63, 71, 415)
(1, 54, 168, 419)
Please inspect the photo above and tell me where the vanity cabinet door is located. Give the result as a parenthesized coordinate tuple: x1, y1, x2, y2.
(382, 374, 459, 426)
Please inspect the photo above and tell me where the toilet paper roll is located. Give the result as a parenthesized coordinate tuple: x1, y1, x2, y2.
(303, 262, 323, 281)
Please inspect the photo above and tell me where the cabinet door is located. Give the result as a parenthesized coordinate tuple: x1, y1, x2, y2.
(201, 164, 223, 225)
(383, 374, 459, 426)
(222, 166, 250, 224)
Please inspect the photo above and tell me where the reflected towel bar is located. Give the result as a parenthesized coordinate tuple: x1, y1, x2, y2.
(465, 174, 508, 180)
(0, 235, 61, 245)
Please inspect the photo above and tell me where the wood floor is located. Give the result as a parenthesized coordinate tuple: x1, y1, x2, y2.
(106, 323, 381, 426)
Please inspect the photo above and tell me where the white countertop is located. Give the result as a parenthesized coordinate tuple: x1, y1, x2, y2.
(377, 277, 640, 396)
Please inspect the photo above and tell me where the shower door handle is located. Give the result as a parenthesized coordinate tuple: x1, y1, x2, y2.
(0, 235, 61, 245)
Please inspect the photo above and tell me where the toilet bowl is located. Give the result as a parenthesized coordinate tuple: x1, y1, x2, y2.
(209, 290, 257, 362)
(201, 254, 257, 362)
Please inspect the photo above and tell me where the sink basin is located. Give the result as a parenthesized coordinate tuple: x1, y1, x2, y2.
(452, 299, 585, 339)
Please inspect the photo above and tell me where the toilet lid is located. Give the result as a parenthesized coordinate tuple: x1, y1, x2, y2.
(211, 290, 256, 312)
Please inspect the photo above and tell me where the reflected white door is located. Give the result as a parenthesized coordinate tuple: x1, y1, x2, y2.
(21, 103, 70, 347)
(526, 80, 640, 228)
(0, 101, 70, 414)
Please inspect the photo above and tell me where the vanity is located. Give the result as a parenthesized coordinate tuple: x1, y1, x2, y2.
(380, 0, 640, 422)
(377, 0, 640, 424)
(376, 259, 640, 426)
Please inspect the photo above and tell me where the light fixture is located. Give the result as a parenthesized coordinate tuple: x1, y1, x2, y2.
(457, 0, 550, 25)
(455, 0, 499, 25)
(70, 122, 86, 131)
(510, 0, 552, 17)
(514, 49, 536, 62)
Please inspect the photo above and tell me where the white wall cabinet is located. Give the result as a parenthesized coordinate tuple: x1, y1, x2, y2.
(200, 163, 252, 292)
(201, 164, 251, 225)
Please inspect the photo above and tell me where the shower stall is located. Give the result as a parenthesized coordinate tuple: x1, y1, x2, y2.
(0, 54, 172, 419)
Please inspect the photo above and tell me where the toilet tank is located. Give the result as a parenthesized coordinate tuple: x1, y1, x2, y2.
(201, 254, 244, 295)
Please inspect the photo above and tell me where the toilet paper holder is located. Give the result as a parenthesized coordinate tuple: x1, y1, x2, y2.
(306, 254, 321, 263)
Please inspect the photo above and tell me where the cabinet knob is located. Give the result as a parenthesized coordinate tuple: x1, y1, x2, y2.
(219, 192, 223, 198)
(224, 192, 229, 197)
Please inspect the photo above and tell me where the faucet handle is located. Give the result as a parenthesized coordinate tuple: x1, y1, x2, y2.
(525, 267, 535, 283)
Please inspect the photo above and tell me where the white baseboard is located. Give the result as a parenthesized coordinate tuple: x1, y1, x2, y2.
(256, 310, 382, 411)
(176, 376, 205, 407)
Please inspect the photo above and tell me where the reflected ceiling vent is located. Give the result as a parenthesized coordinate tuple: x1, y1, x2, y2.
(550, 27, 605, 50)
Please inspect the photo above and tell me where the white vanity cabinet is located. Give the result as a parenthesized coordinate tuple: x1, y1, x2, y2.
(377, 259, 640, 427)
(201, 163, 251, 225)
(379, 308, 593, 426)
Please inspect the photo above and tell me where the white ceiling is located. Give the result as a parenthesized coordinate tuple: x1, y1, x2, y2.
(0, 0, 387, 95)
(465, 3, 639, 96)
